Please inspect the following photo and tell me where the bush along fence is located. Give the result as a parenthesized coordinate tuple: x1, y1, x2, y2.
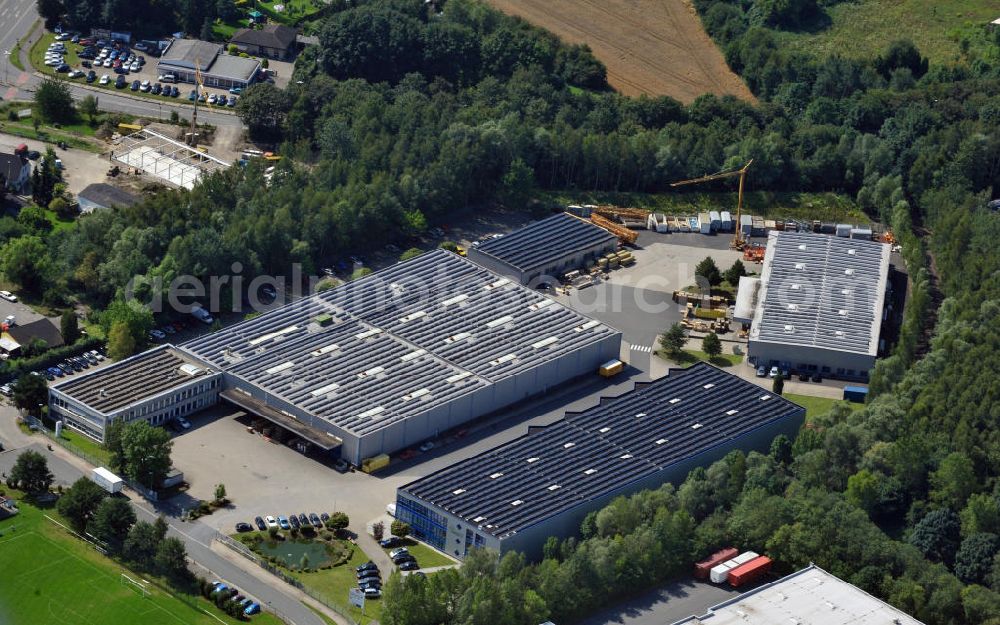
(0, 337, 104, 382)
(214, 532, 361, 625)
(26, 415, 159, 501)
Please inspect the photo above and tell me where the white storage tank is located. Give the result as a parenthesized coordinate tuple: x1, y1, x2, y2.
(836, 223, 853, 237)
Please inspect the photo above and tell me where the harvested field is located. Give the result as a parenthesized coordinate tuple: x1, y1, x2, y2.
(486, 0, 754, 104)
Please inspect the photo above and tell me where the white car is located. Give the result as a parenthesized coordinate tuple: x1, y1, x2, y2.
(68, 70, 84, 78)
(55, 32, 71, 41)
(207, 94, 217, 105)
(265, 515, 278, 528)
(103, 58, 113, 68)
(0, 291, 17, 302)
(175, 416, 192, 430)
(389, 547, 409, 559)
(44, 58, 62, 66)
(769, 366, 780, 378)
(129, 61, 139, 72)
(140, 80, 151, 91)
(99, 74, 110, 85)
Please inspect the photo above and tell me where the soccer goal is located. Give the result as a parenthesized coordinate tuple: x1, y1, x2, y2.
(121, 573, 151, 598)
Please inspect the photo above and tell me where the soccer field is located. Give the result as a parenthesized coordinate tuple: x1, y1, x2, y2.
(0, 502, 276, 625)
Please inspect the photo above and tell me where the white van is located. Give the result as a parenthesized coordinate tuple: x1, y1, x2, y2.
(191, 304, 213, 324)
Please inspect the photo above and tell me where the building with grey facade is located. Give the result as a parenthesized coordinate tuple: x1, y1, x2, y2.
(177, 250, 620, 465)
(746, 231, 890, 380)
(396, 362, 804, 560)
(157, 39, 260, 89)
(671, 564, 924, 625)
(49, 345, 222, 441)
(467, 213, 618, 285)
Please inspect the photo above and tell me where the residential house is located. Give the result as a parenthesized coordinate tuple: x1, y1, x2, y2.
(0, 152, 31, 194)
(1, 318, 65, 356)
(229, 24, 298, 60)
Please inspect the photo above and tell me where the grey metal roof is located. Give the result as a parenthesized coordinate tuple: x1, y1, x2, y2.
(52, 345, 213, 414)
(473, 213, 617, 274)
(78, 183, 138, 209)
(671, 564, 925, 625)
(399, 362, 804, 539)
(180, 250, 617, 438)
(159, 39, 220, 70)
(750, 231, 890, 355)
(206, 54, 260, 81)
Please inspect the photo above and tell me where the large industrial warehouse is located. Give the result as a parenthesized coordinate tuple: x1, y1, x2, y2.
(49, 345, 222, 442)
(395, 362, 804, 559)
(467, 213, 618, 285)
(745, 231, 891, 380)
(174, 249, 621, 465)
(672, 564, 924, 625)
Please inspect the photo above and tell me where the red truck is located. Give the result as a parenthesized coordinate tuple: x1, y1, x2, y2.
(728, 555, 772, 588)
(693, 547, 739, 580)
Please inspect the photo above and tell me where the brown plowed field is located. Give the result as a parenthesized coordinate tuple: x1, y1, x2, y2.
(486, 0, 755, 104)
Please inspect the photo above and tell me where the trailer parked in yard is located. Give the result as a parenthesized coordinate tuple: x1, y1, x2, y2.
(843, 385, 869, 403)
(92, 467, 123, 494)
(694, 547, 739, 580)
(728, 555, 772, 588)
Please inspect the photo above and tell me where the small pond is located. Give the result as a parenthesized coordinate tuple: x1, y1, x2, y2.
(258, 539, 334, 568)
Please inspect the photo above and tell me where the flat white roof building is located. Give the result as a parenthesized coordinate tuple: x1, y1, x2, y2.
(746, 231, 891, 380)
(672, 564, 924, 625)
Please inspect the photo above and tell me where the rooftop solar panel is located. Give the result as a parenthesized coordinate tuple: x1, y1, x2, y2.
(400, 362, 804, 538)
(473, 213, 617, 274)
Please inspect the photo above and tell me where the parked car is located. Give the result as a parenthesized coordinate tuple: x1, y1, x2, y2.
(56, 63, 70, 73)
(320, 512, 330, 523)
(68, 69, 84, 78)
(243, 603, 260, 616)
(149, 328, 166, 340)
(115, 75, 126, 88)
(227, 96, 237, 107)
(811, 373, 823, 383)
(298, 513, 309, 527)
(755, 365, 766, 377)
(309, 513, 322, 528)
(254, 516, 266, 531)
(228, 86, 243, 95)
(235, 522, 252, 532)
(357, 569, 381, 581)
(363, 587, 381, 598)
(149, 83, 161, 95)
(47, 366, 64, 378)
(768, 366, 780, 378)
(207, 94, 217, 105)
(399, 560, 420, 571)
(139, 79, 150, 92)
(356, 561, 378, 574)
(0, 384, 11, 397)
(175, 416, 191, 430)
(188, 90, 197, 101)
(333, 459, 350, 473)
(0, 290, 17, 302)
(171, 86, 181, 97)
(380, 537, 401, 548)
(265, 515, 278, 528)
(419, 441, 435, 452)
(26, 150, 40, 160)
(288, 514, 300, 529)
(277, 516, 290, 530)
(389, 547, 409, 559)
(357, 579, 381, 590)
(86, 70, 96, 82)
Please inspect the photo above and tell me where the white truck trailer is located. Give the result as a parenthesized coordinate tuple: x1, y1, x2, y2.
(92, 467, 124, 494)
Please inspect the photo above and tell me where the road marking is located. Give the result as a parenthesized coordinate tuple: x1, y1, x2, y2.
(631, 344, 652, 353)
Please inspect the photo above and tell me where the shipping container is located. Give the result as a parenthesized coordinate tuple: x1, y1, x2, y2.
(763, 219, 777, 231)
(92, 467, 124, 494)
(720, 211, 732, 232)
(694, 547, 739, 580)
(698, 213, 711, 234)
(728, 556, 772, 588)
(843, 385, 868, 403)
(820, 222, 836, 234)
(709, 211, 721, 232)
(835, 223, 852, 238)
(709, 561, 737, 584)
(740, 214, 753, 236)
(851, 228, 873, 240)
(710, 551, 758, 583)
(599, 359, 625, 377)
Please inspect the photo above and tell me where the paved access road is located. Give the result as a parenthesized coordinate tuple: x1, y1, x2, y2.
(0, 0, 242, 129)
(0, 428, 327, 625)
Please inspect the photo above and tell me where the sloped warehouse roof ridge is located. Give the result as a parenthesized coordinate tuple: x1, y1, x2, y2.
(179, 249, 619, 438)
(399, 362, 804, 539)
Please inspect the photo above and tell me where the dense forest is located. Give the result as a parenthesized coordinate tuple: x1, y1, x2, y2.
(3, 0, 1000, 621)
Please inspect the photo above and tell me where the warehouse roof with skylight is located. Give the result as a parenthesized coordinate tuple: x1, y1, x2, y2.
(180, 249, 618, 438)
(749, 231, 890, 356)
(398, 362, 804, 539)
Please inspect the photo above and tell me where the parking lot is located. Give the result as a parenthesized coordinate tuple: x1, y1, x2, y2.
(40, 33, 244, 107)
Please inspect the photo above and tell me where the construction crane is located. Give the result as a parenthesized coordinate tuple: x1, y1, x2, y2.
(671, 159, 753, 249)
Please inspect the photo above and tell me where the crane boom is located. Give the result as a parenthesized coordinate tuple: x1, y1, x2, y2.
(670, 159, 753, 248)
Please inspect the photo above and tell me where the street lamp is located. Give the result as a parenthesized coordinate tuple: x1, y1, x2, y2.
(3, 50, 9, 85)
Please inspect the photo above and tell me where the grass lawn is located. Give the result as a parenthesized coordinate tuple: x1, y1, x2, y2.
(56, 427, 111, 465)
(382, 538, 455, 569)
(212, 20, 243, 42)
(0, 119, 100, 152)
(290, 544, 382, 625)
(773, 0, 1000, 66)
(0, 494, 278, 625)
(257, 0, 326, 23)
(784, 393, 865, 421)
(657, 348, 744, 368)
(31, 32, 81, 76)
(43, 208, 77, 233)
(539, 190, 868, 224)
